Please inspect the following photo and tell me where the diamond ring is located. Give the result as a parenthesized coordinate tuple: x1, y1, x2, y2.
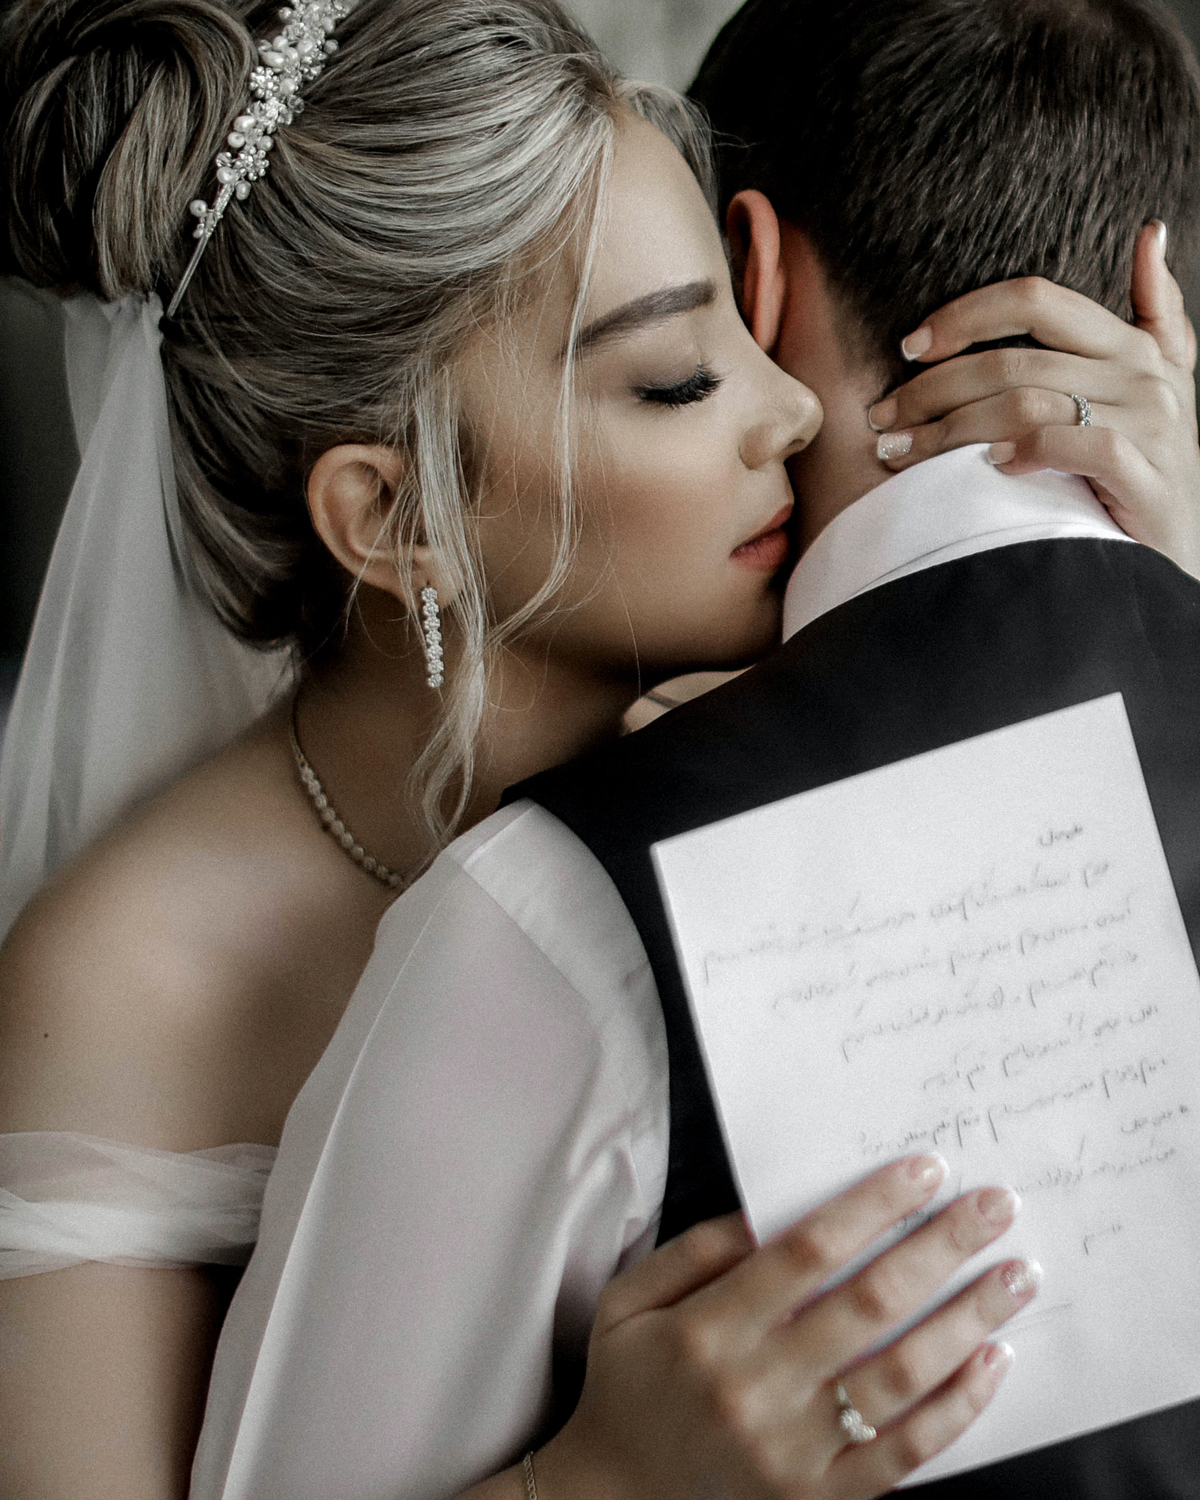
(835, 1380, 877, 1444)
(1070, 392, 1094, 427)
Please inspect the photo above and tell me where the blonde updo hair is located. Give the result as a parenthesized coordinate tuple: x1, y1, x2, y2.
(1, 0, 714, 845)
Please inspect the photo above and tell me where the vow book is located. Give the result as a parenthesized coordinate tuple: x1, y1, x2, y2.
(652, 694, 1200, 1485)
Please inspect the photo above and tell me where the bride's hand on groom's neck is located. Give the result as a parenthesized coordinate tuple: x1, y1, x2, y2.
(866, 223, 1200, 581)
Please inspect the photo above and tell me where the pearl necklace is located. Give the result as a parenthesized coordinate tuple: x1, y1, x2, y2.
(289, 706, 406, 890)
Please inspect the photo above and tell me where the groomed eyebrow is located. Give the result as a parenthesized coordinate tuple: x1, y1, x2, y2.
(571, 278, 718, 356)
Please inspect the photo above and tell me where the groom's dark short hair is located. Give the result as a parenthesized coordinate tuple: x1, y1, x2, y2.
(690, 0, 1200, 380)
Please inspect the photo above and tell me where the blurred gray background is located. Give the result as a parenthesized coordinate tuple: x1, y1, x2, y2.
(4, 0, 1200, 714)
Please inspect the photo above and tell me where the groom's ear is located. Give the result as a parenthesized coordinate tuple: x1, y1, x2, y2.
(726, 189, 786, 352)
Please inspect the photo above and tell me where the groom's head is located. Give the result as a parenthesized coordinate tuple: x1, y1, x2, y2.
(691, 0, 1200, 534)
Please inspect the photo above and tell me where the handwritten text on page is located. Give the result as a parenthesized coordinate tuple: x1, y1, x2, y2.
(653, 694, 1200, 1483)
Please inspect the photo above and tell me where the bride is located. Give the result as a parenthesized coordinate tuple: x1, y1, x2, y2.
(2, 0, 1199, 1495)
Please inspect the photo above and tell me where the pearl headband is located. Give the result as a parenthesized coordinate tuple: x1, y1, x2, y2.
(166, 0, 358, 318)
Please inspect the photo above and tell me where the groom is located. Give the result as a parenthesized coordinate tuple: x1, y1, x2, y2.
(526, 0, 1200, 1217)
(510, 0, 1200, 1492)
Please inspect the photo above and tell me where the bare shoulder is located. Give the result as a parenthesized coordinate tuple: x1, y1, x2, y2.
(0, 708, 392, 1149)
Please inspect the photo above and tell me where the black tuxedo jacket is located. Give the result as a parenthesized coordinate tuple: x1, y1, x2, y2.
(512, 537, 1200, 1498)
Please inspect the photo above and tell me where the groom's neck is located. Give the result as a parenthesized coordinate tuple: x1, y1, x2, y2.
(787, 376, 894, 551)
(774, 223, 898, 551)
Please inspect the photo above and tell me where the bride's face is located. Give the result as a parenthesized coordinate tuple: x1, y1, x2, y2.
(457, 111, 822, 683)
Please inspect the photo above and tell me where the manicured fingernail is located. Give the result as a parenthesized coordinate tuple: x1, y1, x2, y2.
(984, 1341, 1015, 1372)
(867, 397, 898, 432)
(1154, 219, 1168, 255)
(877, 430, 913, 461)
(1001, 1259, 1043, 1297)
(986, 442, 1017, 466)
(901, 326, 933, 361)
(907, 1152, 948, 1185)
(976, 1186, 1021, 1227)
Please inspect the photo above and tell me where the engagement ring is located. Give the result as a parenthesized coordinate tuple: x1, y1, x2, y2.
(835, 1380, 878, 1444)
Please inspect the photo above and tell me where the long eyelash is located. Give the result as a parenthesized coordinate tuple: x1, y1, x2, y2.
(635, 364, 723, 409)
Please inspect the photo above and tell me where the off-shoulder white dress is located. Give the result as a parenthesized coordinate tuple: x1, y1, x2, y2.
(0, 1132, 276, 1277)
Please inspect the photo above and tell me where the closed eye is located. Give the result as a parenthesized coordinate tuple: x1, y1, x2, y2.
(635, 364, 723, 409)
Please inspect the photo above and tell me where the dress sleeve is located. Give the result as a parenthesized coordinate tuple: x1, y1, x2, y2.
(190, 802, 668, 1500)
(0, 1131, 277, 1276)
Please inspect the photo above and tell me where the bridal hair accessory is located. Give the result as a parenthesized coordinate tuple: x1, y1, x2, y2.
(289, 703, 406, 889)
(166, 0, 359, 318)
(0, 295, 289, 943)
(1070, 393, 1094, 427)
(420, 586, 445, 689)
(834, 1381, 877, 1445)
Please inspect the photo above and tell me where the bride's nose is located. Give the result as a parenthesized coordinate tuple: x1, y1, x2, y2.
(740, 369, 823, 471)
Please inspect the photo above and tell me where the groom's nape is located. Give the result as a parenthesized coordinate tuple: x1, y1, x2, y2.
(689, 0, 1200, 390)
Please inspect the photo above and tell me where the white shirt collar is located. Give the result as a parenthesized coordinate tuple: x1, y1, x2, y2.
(782, 443, 1131, 641)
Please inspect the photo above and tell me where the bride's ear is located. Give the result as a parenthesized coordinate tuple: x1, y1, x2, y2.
(726, 189, 786, 353)
(307, 444, 418, 604)
(309, 446, 461, 616)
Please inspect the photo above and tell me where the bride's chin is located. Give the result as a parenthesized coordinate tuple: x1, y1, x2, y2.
(630, 590, 785, 683)
(679, 626, 782, 678)
(731, 596, 786, 663)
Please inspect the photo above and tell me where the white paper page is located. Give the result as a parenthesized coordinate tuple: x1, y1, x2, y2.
(652, 694, 1200, 1484)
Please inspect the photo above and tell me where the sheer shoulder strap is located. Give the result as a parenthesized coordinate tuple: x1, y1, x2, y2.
(0, 1131, 277, 1277)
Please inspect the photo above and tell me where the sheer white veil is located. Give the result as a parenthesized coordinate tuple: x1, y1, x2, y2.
(0, 293, 291, 942)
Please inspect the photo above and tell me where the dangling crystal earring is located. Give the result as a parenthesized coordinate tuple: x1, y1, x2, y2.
(420, 585, 444, 689)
